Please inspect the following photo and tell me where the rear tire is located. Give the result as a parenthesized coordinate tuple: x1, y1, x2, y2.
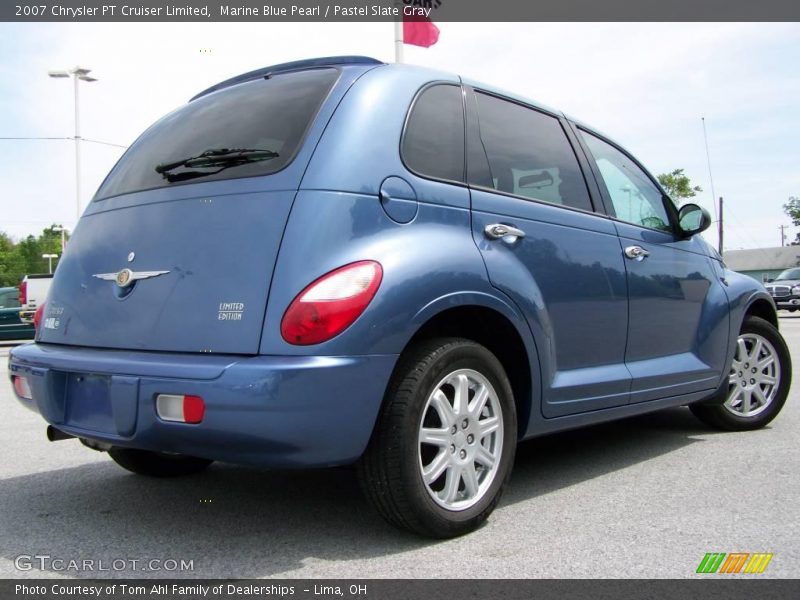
(690, 316, 791, 431)
(108, 448, 213, 477)
(358, 338, 517, 538)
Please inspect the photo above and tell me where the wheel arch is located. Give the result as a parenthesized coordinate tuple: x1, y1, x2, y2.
(390, 294, 539, 438)
(744, 295, 779, 328)
(712, 291, 780, 399)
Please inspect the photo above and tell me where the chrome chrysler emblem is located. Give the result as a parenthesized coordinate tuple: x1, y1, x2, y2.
(93, 268, 169, 288)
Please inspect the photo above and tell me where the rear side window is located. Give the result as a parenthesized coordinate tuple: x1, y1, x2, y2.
(470, 92, 592, 212)
(402, 84, 465, 183)
(94, 68, 340, 200)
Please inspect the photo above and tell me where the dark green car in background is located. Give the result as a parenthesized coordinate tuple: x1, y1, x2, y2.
(0, 287, 35, 341)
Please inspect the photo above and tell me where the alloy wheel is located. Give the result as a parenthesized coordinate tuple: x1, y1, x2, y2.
(725, 333, 781, 418)
(417, 369, 504, 511)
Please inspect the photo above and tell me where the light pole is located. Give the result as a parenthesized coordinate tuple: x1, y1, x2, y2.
(42, 254, 59, 274)
(51, 226, 68, 254)
(621, 185, 633, 220)
(48, 66, 98, 220)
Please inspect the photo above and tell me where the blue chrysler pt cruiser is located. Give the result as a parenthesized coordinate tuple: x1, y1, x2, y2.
(8, 57, 791, 537)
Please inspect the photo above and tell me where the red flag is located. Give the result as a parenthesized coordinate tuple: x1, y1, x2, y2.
(403, 15, 440, 48)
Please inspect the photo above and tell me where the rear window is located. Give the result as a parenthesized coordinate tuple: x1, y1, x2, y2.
(94, 68, 340, 200)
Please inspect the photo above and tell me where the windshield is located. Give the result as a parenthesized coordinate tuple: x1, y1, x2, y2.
(775, 268, 800, 281)
(94, 68, 339, 200)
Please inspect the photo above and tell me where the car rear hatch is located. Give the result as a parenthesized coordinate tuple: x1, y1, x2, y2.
(38, 63, 375, 354)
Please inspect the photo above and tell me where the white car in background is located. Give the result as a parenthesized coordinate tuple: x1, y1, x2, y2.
(18, 274, 53, 324)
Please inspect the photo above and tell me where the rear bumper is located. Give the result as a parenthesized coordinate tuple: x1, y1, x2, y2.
(8, 343, 397, 468)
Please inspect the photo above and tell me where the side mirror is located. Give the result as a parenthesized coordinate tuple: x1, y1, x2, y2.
(678, 203, 712, 237)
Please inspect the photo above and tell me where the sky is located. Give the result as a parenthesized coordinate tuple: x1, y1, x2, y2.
(0, 22, 798, 251)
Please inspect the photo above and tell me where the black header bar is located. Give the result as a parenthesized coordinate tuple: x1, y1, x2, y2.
(4, 579, 800, 600)
(4, 0, 800, 22)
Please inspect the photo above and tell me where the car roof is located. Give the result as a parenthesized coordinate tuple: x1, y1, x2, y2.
(191, 56, 559, 115)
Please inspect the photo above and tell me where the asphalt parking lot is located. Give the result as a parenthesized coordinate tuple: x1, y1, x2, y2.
(0, 317, 798, 579)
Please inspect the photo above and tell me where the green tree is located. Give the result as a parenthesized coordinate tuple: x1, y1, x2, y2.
(0, 225, 71, 287)
(783, 196, 800, 244)
(15, 235, 45, 275)
(39, 225, 64, 257)
(657, 169, 703, 205)
(0, 232, 25, 287)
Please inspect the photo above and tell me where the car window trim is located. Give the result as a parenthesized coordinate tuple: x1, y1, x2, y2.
(558, 114, 608, 215)
(562, 119, 616, 218)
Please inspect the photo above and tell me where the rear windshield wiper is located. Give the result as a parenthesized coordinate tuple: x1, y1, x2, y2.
(155, 148, 280, 182)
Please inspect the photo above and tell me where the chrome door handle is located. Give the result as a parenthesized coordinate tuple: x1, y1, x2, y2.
(484, 223, 526, 241)
(624, 245, 650, 261)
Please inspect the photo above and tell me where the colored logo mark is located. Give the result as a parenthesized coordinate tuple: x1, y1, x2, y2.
(696, 552, 773, 574)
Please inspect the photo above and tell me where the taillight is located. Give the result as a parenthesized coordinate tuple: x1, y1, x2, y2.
(19, 279, 27, 306)
(33, 303, 45, 332)
(281, 261, 383, 345)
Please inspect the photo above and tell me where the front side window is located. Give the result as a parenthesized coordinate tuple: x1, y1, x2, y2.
(402, 84, 465, 183)
(580, 131, 672, 232)
(94, 68, 340, 200)
(469, 92, 592, 212)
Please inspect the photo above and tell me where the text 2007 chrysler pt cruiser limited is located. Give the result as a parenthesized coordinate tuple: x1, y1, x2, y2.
(9, 57, 791, 537)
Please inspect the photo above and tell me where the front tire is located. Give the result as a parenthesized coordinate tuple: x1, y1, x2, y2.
(359, 338, 517, 538)
(108, 448, 213, 477)
(691, 316, 791, 430)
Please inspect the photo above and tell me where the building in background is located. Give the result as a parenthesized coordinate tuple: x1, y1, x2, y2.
(724, 246, 800, 282)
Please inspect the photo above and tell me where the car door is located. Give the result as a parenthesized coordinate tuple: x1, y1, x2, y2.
(575, 127, 730, 403)
(466, 89, 631, 417)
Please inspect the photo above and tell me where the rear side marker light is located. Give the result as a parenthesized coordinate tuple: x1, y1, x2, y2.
(12, 375, 33, 400)
(33, 302, 46, 332)
(281, 260, 383, 345)
(156, 394, 205, 424)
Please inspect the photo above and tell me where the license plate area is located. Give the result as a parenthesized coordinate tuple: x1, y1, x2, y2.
(63, 372, 115, 433)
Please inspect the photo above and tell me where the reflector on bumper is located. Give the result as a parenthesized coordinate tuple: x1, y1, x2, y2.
(156, 394, 205, 424)
(12, 375, 32, 400)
